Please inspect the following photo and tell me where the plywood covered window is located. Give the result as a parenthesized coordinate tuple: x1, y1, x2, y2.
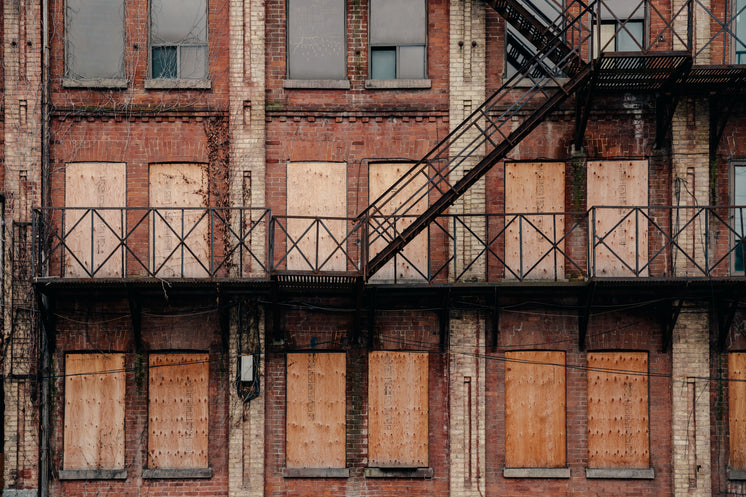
(64, 353, 125, 470)
(505, 162, 565, 280)
(286, 162, 348, 271)
(587, 352, 649, 469)
(286, 353, 346, 468)
(368, 351, 428, 467)
(148, 353, 209, 469)
(587, 160, 648, 277)
(65, 163, 126, 278)
(504, 351, 566, 468)
(368, 163, 427, 281)
(730, 353, 746, 470)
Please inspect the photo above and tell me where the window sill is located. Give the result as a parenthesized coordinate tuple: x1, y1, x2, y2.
(283, 468, 349, 478)
(364, 79, 432, 89)
(364, 467, 433, 478)
(728, 468, 746, 480)
(283, 79, 351, 90)
(585, 468, 655, 479)
(145, 79, 212, 90)
(58, 469, 128, 480)
(503, 467, 571, 478)
(62, 78, 128, 89)
(142, 468, 213, 479)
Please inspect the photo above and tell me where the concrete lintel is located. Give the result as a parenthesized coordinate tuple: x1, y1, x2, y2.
(364, 467, 434, 478)
(145, 79, 212, 90)
(503, 467, 571, 478)
(58, 469, 128, 480)
(585, 468, 655, 479)
(282, 468, 350, 478)
(62, 78, 128, 89)
(727, 468, 746, 480)
(283, 79, 351, 90)
(364, 79, 432, 89)
(142, 468, 213, 479)
(2, 491, 38, 497)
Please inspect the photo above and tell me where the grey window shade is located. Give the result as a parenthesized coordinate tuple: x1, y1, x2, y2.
(288, 0, 346, 80)
(600, 0, 645, 20)
(369, 0, 426, 46)
(66, 0, 125, 79)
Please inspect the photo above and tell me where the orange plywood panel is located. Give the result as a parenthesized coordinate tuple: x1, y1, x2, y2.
(286, 353, 346, 468)
(505, 351, 566, 468)
(64, 163, 126, 277)
(730, 353, 746, 469)
(148, 353, 209, 469)
(368, 352, 428, 467)
(368, 163, 428, 281)
(149, 164, 209, 277)
(64, 353, 125, 470)
(587, 352, 649, 468)
(505, 162, 565, 279)
(287, 162, 347, 271)
(587, 160, 649, 276)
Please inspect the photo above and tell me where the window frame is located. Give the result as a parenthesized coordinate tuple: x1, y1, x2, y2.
(367, 0, 428, 81)
(593, 0, 647, 56)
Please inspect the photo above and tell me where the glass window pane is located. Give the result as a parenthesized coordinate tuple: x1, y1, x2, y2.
(180, 45, 208, 79)
(371, 48, 396, 79)
(616, 20, 644, 51)
(398, 45, 425, 79)
(151, 0, 207, 44)
(370, 0, 426, 46)
(66, 0, 125, 78)
(735, 166, 746, 271)
(737, 0, 746, 63)
(152, 46, 178, 78)
(288, 0, 346, 79)
(599, 23, 616, 53)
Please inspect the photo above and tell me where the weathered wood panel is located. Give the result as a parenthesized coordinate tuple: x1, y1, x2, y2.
(286, 353, 346, 468)
(505, 162, 565, 279)
(587, 352, 649, 468)
(148, 353, 209, 469)
(287, 162, 347, 271)
(505, 351, 566, 468)
(64, 163, 126, 277)
(368, 163, 428, 280)
(730, 353, 746, 469)
(587, 160, 648, 276)
(368, 351, 428, 467)
(64, 353, 125, 470)
(149, 164, 209, 277)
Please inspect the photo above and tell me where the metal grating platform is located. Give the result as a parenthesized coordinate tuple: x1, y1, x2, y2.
(595, 52, 692, 91)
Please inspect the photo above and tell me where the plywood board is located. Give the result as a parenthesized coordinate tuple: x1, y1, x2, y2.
(64, 163, 126, 277)
(368, 351, 428, 467)
(286, 353, 346, 468)
(149, 164, 209, 277)
(587, 352, 649, 468)
(505, 351, 566, 468)
(64, 353, 125, 470)
(368, 163, 428, 280)
(287, 162, 347, 271)
(730, 353, 746, 469)
(587, 160, 649, 276)
(505, 163, 565, 279)
(148, 353, 209, 469)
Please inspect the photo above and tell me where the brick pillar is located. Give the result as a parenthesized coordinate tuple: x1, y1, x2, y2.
(449, 0, 487, 282)
(672, 309, 712, 497)
(449, 311, 486, 497)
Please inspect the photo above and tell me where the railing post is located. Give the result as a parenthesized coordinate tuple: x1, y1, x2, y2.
(32, 210, 37, 278)
(90, 208, 95, 277)
(519, 215, 524, 280)
(704, 207, 710, 275)
(210, 208, 215, 276)
(553, 213, 558, 281)
(590, 208, 596, 277)
(635, 207, 640, 276)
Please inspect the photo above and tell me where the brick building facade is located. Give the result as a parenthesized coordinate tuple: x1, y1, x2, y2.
(3, 1, 746, 497)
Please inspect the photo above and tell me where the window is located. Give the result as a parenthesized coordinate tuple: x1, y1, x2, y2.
(65, 0, 125, 80)
(734, 164, 746, 273)
(505, 0, 563, 78)
(368, 351, 428, 468)
(730, 353, 746, 477)
(735, 0, 746, 64)
(147, 353, 209, 473)
(150, 0, 208, 80)
(287, 0, 346, 80)
(62, 354, 125, 476)
(595, 0, 646, 54)
(504, 351, 566, 473)
(369, 0, 426, 79)
(286, 353, 346, 470)
(587, 352, 651, 474)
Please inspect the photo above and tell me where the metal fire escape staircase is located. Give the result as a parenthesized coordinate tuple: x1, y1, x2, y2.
(360, 0, 596, 281)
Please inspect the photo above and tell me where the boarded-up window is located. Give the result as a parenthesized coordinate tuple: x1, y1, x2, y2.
(730, 353, 746, 469)
(64, 354, 125, 470)
(286, 353, 346, 468)
(65, 163, 126, 277)
(149, 164, 209, 277)
(505, 162, 565, 279)
(505, 351, 566, 468)
(368, 163, 427, 280)
(286, 162, 347, 271)
(368, 351, 428, 467)
(587, 352, 649, 468)
(587, 160, 648, 277)
(65, 0, 125, 79)
(148, 353, 209, 469)
(287, 0, 345, 79)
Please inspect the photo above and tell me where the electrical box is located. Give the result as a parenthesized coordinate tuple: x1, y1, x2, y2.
(240, 355, 254, 382)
